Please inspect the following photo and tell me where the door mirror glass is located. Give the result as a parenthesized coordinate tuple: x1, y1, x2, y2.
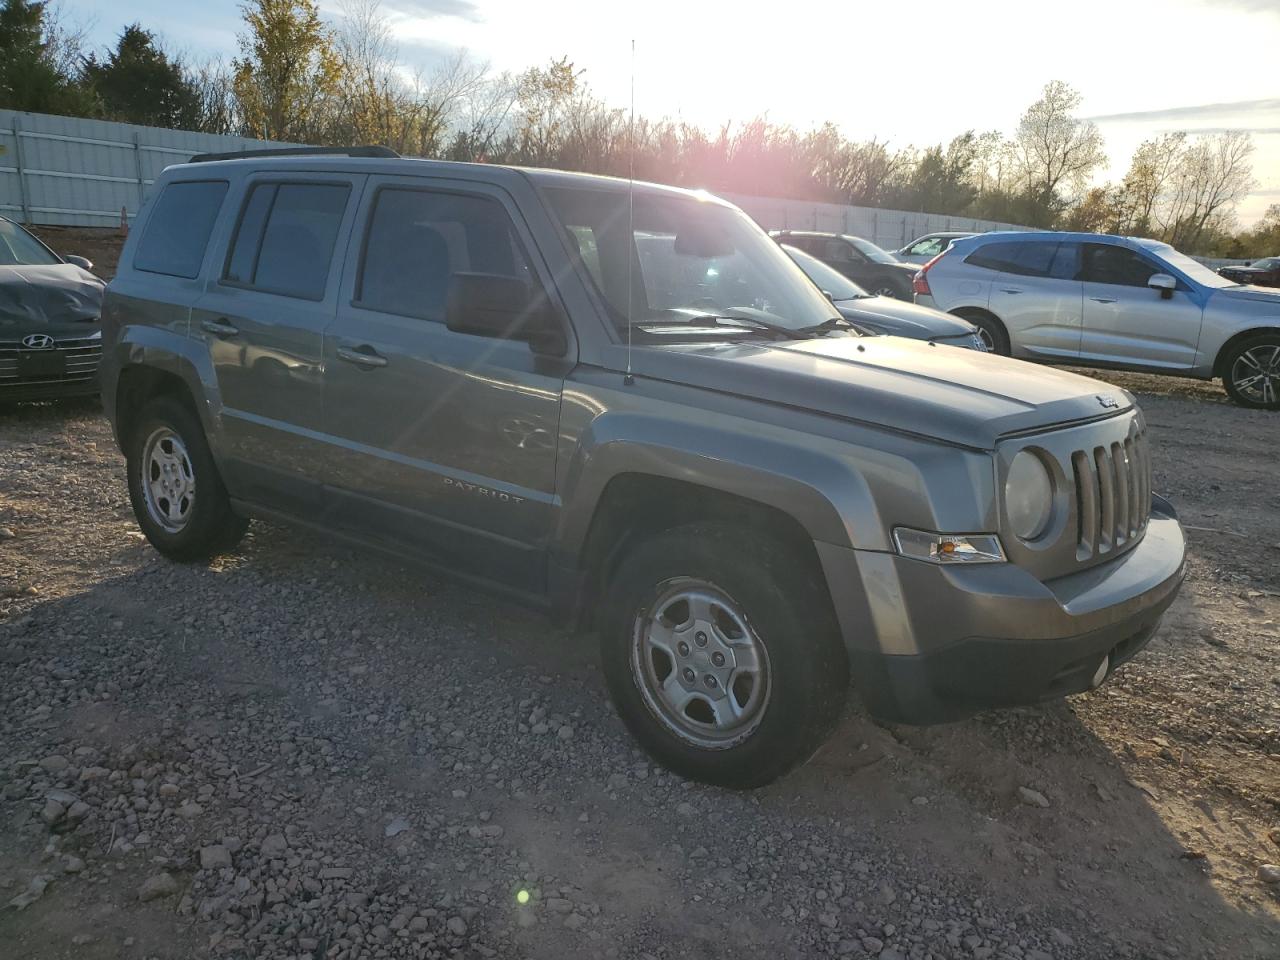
(1148, 272, 1177, 298)
(445, 272, 566, 355)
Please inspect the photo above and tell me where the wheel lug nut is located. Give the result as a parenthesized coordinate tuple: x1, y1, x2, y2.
(704, 675, 718, 688)
(682, 667, 696, 683)
(695, 631, 708, 646)
(677, 641, 690, 657)
(712, 652, 725, 667)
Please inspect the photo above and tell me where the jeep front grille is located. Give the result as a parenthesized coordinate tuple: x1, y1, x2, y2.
(1070, 427, 1151, 561)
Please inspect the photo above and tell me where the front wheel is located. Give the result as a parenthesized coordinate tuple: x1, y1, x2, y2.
(871, 278, 908, 300)
(600, 523, 849, 788)
(1222, 335, 1280, 409)
(126, 396, 248, 560)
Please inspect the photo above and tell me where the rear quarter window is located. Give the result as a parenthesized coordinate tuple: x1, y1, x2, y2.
(133, 180, 229, 279)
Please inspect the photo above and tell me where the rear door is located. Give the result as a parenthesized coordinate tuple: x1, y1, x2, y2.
(319, 175, 574, 593)
(190, 172, 364, 513)
(981, 240, 1084, 359)
(1078, 242, 1204, 370)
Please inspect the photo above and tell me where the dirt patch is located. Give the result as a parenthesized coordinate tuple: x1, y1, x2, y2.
(26, 227, 126, 281)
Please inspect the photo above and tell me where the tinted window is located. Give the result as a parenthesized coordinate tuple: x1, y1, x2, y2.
(134, 180, 228, 279)
(224, 182, 350, 299)
(966, 240, 1079, 280)
(357, 188, 533, 322)
(824, 239, 856, 262)
(0, 219, 59, 266)
(1082, 243, 1160, 287)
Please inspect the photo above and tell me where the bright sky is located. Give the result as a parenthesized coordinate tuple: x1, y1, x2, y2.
(76, 0, 1280, 224)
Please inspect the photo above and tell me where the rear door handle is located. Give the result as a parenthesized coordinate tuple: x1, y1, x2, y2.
(336, 343, 388, 368)
(201, 317, 239, 337)
(1089, 297, 1117, 304)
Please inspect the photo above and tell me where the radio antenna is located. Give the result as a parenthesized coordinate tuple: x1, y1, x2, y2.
(624, 38, 636, 386)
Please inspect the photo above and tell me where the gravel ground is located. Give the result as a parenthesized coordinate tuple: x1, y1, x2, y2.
(0, 232, 1277, 959)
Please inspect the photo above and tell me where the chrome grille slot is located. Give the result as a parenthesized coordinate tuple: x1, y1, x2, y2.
(1070, 424, 1151, 562)
(0, 335, 102, 385)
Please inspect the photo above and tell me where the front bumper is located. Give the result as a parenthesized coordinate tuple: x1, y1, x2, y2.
(819, 497, 1186, 723)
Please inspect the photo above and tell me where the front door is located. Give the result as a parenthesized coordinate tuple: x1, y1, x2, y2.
(320, 176, 574, 593)
(191, 174, 363, 513)
(1078, 242, 1205, 371)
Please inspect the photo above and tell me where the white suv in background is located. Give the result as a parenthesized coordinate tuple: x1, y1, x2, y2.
(897, 231, 974, 264)
(914, 231, 1280, 408)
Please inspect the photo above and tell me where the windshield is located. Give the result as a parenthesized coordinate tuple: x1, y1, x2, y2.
(782, 244, 869, 300)
(848, 236, 900, 264)
(544, 188, 838, 333)
(0, 219, 60, 266)
(1141, 242, 1237, 288)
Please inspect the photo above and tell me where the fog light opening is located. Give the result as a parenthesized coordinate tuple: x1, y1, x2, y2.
(1090, 655, 1110, 690)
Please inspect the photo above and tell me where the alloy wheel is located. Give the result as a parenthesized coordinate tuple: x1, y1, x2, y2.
(630, 579, 771, 749)
(141, 427, 196, 532)
(1230, 344, 1280, 406)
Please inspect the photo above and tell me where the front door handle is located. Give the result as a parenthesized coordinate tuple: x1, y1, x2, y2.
(201, 317, 239, 337)
(336, 343, 388, 368)
(1089, 297, 1117, 304)
(1000, 287, 1023, 294)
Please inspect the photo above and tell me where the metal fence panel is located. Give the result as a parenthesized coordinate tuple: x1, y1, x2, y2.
(0, 110, 300, 226)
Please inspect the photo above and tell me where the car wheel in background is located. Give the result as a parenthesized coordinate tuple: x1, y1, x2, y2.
(599, 522, 849, 789)
(126, 396, 249, 560)
(1222, 334, 1280, 409)
(871, 278, 908, 300)
(953, 310, 1010, 356)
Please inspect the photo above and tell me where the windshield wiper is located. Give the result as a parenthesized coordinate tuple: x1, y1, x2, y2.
(799, 317, 861, 336)
(642, 314, 810, 340)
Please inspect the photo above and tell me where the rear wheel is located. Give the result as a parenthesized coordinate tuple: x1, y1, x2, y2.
(126, 396, 248, 560)
(600, 523, 849, 788)
(955, 311, 1010, 355)
(871, 277, 909, 300)
(1222, 334, 1280, 409)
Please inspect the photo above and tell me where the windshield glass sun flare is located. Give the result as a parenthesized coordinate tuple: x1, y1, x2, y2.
(544, 187, 838, 336)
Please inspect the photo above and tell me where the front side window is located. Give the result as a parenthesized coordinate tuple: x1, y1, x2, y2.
(0, 219, 59, 266)
(356, 188, 534, 321)
(1083, 243, 1161, 288)
(224, 182, 350, 300)
(543, 187, 837, 335)
(135, 180, 229, 279)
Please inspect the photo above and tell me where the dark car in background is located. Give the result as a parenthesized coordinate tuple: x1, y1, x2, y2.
(769, 229, 917, 299)
(780, 244, 985, 350)
(1218, 257, 1280, 287)
(0, 216, 105, 402)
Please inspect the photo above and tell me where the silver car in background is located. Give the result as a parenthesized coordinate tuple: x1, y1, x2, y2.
(915, 231, 1280, 408)
(897, 231, 974, 265)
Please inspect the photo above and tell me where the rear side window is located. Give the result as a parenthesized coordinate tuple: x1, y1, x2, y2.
(134, 180, 228, 279)
(223, 182, 350, 300)
(356, 188, 534, 322)
(965, 240, 1078, 280)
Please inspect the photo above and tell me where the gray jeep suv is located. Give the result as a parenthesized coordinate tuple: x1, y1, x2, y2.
(101, 149, 1186, 787)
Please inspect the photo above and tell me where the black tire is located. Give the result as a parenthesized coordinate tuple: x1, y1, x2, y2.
(125, 396, 248, 561)
(870, 276, 909, 300)
(600, 522, 849, 788)
(1221, 334, 1280, 410)
(956, 311, 1010, 356)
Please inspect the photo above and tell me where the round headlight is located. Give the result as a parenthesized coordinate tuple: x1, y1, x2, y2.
(1005, 450, 1053, 541)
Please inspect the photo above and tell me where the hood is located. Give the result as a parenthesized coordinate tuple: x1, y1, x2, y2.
(0, 264, 106, 333)
(834, 295, 975, 340)
(886, 261, 919, 276)
(1210, 284, 1280, 305)
(633, 334, 1132, 449)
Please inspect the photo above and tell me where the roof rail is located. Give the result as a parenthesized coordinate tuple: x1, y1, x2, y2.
(188, 145, 400, 163)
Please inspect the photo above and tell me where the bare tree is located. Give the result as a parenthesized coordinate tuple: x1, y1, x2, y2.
(1160, 131, 1255, 249)
(1014, 81, 1107, 208)
(1116, 132, 1185, 234)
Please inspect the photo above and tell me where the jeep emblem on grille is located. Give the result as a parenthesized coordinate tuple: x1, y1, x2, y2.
(1096, 394, 1119, 409)
(21, 333, 54, 349)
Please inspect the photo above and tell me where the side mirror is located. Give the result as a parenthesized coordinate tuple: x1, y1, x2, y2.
(1147, 273, 1176, 299)
(445, 272, 566, 356)
(64, 255, 93, 271)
